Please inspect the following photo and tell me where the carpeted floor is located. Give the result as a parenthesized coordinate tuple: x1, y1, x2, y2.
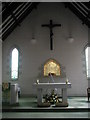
(2, 96, 90, 119)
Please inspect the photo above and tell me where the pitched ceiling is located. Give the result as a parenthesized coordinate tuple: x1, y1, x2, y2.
(1, 2, 90, 41)
(64, 2, 90, 27)
(2, 2, 39, 41)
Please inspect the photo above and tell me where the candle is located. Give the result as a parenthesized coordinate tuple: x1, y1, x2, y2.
(36, 79, 39, 84)
(66, 79, 68, 84)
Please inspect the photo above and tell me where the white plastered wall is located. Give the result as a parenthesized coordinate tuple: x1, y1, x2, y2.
(2, 3, 88, 96)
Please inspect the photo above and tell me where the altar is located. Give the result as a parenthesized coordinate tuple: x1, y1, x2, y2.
(34, 59, 71, 106)
(34, 82, 71, 106)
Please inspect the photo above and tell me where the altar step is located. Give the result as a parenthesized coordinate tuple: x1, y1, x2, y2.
(2, 107, 90, 112)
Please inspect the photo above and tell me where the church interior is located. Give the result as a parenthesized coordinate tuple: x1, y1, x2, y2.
(0, 1, 90, 119)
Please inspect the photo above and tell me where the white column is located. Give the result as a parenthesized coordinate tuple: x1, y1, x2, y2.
(37, 88, 43, 104)
(62, 88, 67, 103)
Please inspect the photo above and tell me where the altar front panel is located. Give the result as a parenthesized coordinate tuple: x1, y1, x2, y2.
(34, 82, 71, 105)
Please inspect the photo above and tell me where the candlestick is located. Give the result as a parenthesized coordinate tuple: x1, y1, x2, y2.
(36, 79, 39, 84)
(66, 79, 68, 84)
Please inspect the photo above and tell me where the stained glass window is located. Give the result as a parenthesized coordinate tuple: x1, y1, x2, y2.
(85, 46, 90, 79)
(44, 59, 60, 76)
(11, 48, 19, 80)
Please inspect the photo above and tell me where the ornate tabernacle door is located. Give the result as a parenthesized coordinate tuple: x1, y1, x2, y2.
(44, 59, 61, 77)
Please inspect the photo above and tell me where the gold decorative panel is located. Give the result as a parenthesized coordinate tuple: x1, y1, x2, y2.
(44, 59, 60, 76)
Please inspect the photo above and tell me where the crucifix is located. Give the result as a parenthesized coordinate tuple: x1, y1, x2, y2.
(42, 20, 61, 50)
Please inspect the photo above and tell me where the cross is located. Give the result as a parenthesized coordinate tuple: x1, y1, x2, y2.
(42, 20, 61, 50)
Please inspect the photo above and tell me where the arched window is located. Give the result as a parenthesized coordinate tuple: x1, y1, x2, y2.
(85, 46, 90, 79)
(11, 48, 19, 80)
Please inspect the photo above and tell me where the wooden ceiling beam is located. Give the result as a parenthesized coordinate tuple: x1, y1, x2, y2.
(64, 2, 90, 28)
(2, 2, 39, 41)
(2, 2, 22, 22)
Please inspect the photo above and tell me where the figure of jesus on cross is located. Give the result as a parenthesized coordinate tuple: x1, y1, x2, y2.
(42, 20, 61, 50)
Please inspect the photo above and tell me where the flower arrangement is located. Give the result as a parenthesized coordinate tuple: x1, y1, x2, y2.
(44, 90, 61, 104)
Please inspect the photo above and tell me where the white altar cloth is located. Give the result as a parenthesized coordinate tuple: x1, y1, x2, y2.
(34, 82, 71, 105)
